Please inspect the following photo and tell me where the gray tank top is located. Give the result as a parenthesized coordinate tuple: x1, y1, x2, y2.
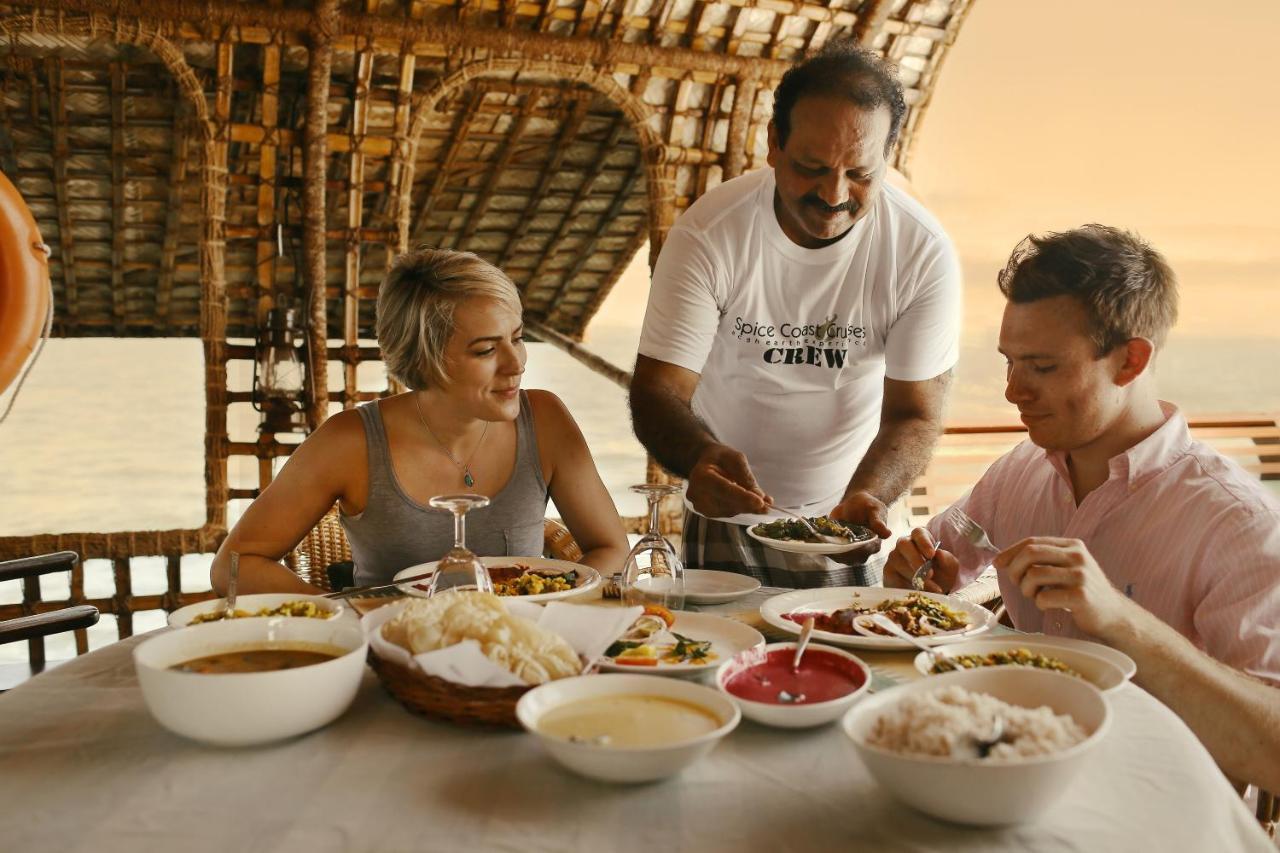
(339, 391, 550, 586)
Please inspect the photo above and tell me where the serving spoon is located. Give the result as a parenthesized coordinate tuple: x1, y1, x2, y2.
(768, 506, 851, 546)
(774, 616, 817, 704)
(852, 612, 959, 672)
(222, 551, 240, 619)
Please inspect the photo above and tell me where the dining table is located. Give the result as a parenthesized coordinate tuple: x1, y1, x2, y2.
(0, 586, 1272, 853)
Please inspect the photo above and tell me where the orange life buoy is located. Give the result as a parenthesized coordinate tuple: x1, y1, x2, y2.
(0, 168, 50, 397)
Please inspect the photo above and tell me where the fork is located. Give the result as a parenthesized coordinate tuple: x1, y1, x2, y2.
(944, 506, 1000, 559)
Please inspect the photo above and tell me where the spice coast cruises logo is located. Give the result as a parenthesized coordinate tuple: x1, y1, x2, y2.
(732, 312, 866, 368)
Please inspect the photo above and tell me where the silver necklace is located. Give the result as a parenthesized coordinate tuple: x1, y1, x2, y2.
(413, 393, 488, 488)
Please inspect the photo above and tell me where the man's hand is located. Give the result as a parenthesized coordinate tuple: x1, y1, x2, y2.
(827, 491, 893, 564)
(884, 527, 959, 593)
(685, 443, 771, 518)
(993, 537, 1134, 637)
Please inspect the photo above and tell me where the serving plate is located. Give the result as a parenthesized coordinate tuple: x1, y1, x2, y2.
(683, 569, 761, 605)
(393, 556, 600, 603)
(745, 524, 877, 556)
(599, 611, 765, 676)
(167, 593, 353, 629)
(911, 636, 1132, 693)
(759, 586, 996, 650)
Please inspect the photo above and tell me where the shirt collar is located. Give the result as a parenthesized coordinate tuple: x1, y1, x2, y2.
(1041, 401, 1192, 488)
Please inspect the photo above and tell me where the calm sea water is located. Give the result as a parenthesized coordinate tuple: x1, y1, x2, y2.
(2, 262, 1277, 661)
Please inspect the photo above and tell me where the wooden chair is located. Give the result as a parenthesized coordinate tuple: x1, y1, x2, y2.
(290, 508, 584, 592)
(0, 552, 99, 690)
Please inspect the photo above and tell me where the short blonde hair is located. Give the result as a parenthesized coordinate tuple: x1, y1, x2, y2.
(377, 249, 522, 390)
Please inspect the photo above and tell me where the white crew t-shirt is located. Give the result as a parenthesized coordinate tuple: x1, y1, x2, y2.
(638, 167, 962, 525)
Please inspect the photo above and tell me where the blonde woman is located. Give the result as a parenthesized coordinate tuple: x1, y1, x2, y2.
(211, 249, 629, 594)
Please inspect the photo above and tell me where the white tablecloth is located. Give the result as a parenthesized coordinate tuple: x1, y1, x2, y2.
(0, 629, 1271, 853)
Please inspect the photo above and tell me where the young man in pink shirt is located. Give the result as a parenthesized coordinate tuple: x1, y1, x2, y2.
(884, 225, 1280, 790)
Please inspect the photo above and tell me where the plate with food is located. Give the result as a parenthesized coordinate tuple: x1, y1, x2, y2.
(599, 606, 765, 676)
(166, 593, 353, 628)
(760, 587, 997, 649)
(911, 637, 1132, 693)
(394, 556, 601, 603)
(683, 569, 761, 605)
(745, 516, 877, 555)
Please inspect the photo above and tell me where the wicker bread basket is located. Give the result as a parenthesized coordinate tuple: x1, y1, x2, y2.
(368, 651, 532, 729)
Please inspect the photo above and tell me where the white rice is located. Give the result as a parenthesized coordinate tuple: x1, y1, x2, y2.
(866, 685, 1087, 760)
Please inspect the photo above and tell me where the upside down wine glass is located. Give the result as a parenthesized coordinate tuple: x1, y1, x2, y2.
(426, 494, 495, 596)
(620, 483, 686, 611)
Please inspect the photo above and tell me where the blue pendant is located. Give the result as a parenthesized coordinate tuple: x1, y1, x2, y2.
(464, 472, 475, 488)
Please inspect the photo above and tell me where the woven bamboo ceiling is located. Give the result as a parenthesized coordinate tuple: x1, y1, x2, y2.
(0, 0, 972, 342)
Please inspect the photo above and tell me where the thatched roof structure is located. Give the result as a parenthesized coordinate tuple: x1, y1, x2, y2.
(0, 0, 973, 582)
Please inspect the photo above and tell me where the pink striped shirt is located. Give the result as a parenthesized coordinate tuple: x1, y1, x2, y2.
(928, 403, 1280, 685)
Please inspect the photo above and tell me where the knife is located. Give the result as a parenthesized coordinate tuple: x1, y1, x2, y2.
(322, 569, 436, 600)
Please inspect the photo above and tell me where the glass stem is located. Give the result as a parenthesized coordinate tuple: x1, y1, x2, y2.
(454, 509, 466, 549)
(648, 493, 662, 536)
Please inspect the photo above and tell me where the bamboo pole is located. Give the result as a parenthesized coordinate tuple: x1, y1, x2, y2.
(303, 0, 338, 431)
(524, 320, 630, 390)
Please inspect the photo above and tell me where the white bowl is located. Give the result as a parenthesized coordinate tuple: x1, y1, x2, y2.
(516, 673, 740, 783)
(843, 667, 1110, 826)
(167, 593, 351, 629)
(716, 642, 871, 728)
(135, 617, 368, 746)
(912, 637, 1130, 693)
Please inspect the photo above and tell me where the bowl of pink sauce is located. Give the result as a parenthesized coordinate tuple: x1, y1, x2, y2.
(716, 642, 872, 728)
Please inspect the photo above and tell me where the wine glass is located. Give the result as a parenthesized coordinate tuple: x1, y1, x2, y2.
(620, 483, 685, 610)
(426, 494, 494, 596)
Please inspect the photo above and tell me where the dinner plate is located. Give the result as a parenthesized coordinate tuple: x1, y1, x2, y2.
(393, 556, 601, 603)
(166, 593, 355, 628)
(599, 612, 765, 677)
(759, 586, 997, 650)
(683, 570, 761, 605)
(911, 636, 1133, 693)
(745, 524, 877, 555)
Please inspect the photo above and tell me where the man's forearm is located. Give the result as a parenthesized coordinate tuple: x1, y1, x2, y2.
(629, 383, 719, 478)
(1103, 605, 1280, 790)
(846, 414, 944, 505)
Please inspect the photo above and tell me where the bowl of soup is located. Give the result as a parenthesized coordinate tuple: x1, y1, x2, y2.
(515, 673, 740, 783)
(134, 616, 367, 746)
(716, 642, 871, 728)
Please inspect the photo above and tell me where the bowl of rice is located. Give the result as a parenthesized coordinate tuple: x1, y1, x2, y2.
(842, 667, 1110, 826)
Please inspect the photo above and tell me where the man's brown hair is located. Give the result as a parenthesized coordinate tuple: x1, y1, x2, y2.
(998, 224, 1179, 354)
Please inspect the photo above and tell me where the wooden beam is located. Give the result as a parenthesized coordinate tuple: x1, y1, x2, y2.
(256, 35, 282, 350)
(109, 61, 127, 336)
(343, 47, 374, 409)
(853, 0, 894, 44)
(156, 93, 191, 334)
(304, 0, 338, 431)
(408, 87, 484, 242)
(41, 58, 79, 333)
(524, 320, 630, 390)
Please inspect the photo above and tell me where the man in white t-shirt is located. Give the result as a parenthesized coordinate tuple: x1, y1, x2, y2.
(630, 41, 961, 587)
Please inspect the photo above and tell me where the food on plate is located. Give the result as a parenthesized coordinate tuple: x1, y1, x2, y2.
(866, 685, 1087, 760)
(723, 647, 866, 705)
(381, 592, 581, 685)
(189, 600, 332, 624)
(750, 516, 873, 544)
(487, 563, 578, 597)
(931, 648, 1080, 677)
(170, 644, 345, 673)
(785, 592, 970, 637)
(605, 606, 717, 666)
(537, 694, 721, 747)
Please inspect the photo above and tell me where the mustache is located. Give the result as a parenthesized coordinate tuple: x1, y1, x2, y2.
(803, 196, 859, 215)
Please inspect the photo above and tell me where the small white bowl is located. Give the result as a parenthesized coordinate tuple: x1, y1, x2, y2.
(716, 642, 872, 728)
(843, 667, 1110, 826)
(167, 593, 351, 629)
(135, 617, 367, 746)
(516, 673, 740, 783)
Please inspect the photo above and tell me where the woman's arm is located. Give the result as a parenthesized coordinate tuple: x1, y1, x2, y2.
(528, 389, 629, 575)
(210, 409, 367, 595)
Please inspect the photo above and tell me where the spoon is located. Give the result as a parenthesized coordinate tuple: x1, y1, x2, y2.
(768, 506, 851, 546)
(853, 613, 958, 672)
(974, 715, 1006, 758)
(223, 551, 240, 619)
(791, 616, 816, 673)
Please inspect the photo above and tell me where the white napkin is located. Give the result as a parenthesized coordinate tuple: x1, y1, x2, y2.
(363, 598, 643, 689)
